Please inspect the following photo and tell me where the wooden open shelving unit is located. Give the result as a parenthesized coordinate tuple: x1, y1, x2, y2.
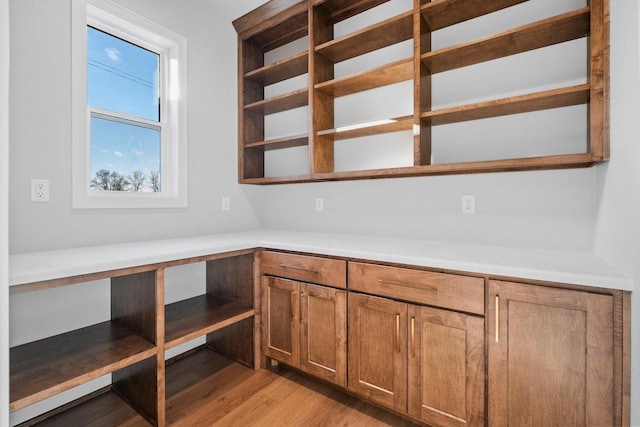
(9, 250, 258, 427)
(233, 0, 609, 184)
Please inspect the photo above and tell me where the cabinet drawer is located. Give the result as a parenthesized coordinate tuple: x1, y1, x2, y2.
(348, 262, 484, 315)
(262, 251, 346, 289)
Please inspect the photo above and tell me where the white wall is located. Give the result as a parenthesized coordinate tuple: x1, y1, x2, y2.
(595, 0, 640, 424)
(8, 0, 261, 254)
(257, 169, 597, 250)
(1, 0, 10, 423)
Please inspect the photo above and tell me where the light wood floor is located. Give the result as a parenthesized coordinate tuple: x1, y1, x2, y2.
(33, 349, 421, 427)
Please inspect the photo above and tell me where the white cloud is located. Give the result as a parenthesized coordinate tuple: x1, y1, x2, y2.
(114, 151, 125, 157)
(105, 48, 121, 62)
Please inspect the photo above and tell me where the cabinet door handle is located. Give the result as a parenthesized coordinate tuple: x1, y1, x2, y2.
(395, 314, 401, 353)
(410, 316, 416, 357)
(291, 292, 297, 321)
(378, 279, 437, 293)
(495, 295, 499, 343)
(279, 264, 318, 274)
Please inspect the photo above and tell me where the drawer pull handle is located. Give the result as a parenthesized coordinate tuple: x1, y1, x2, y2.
(378, 279, 437, 293)
(395, 314, 401, 353)
(279, 264, 318, 274)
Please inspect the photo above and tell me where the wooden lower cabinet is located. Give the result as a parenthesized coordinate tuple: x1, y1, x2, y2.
(262, 276, 347, 387)
(263, 276, 299, 366)
(348, 292, 485, 426)
(408, 305, 485, 427)
(348, 293, 408, 413)
(300, 282, 347, 386)
(488, 280, 616, 427)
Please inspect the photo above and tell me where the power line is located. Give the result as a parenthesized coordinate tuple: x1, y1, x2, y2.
(88, 58, 157, 90)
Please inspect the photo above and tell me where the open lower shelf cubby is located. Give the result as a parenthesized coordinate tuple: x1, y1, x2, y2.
(10, 321, 157, 413)
(23, 347, 252, 427)
(234, 0, 609, 184)
(10, 250, 258, 427)
(165, 296, 254, 350)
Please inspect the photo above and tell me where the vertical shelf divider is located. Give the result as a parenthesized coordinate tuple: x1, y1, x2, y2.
(588, 0, 609, 161)
(310, 3, 336, 175)
(111, 270, 162, 426)
(155, 267, 166, 427)
(414, 0, 432, 166)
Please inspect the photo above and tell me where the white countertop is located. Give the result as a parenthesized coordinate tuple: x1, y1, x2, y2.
(9, 229, 633, 291)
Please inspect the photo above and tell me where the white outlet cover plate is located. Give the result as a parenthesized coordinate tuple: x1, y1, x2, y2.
(31, 179, 50, 202)
(462, 195, 475, 214)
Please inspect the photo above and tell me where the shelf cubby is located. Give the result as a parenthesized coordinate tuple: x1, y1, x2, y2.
(315, 58, 413, 98)
(164, 252, 257, 366)
(165, 296, 254, 350)
(317, 115, 412, 141)
(421, 8, 590, 75)
(420, 0, 527, 31)
(243, 88, 309, 115)
(421, 85, 590, 126)
(10, 321, 156, 413)
(315, 10, 413, 63)
(245, 133, 309, 150)
(244, 51, 309, 86)
(315, 0, 390, 23)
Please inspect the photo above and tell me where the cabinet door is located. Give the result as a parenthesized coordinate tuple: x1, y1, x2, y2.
(262, 276, 299, 366)
(488, 280, 614, 427)
(408, 305, 485, 427)
(299, 284, 346, 387)
(348, 292, 407, 413)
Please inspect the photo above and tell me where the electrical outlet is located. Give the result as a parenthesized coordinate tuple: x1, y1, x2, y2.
(31, 179, 50, 202)
(462, 195, 475, 214)
(222, 196, 230, 211)
(315, 197, 324, 212)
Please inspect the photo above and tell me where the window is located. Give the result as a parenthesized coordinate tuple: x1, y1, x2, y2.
(72, 0, 187, 208)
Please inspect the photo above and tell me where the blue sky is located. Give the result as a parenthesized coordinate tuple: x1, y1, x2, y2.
(87, 26, 161, 188)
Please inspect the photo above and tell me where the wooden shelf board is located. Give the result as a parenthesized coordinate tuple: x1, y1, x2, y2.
(245, 133, 309, 151)
(240, 175, 313, 185)
(245, 153, 596, 184)
(165, 295, 255, 350)
(315, 11, 413, 63)
(313, 153, 596, 180)
(317, 115, 413, 140)
(421, 0, 527, 31)
(422, 85, 590, 126)
(244, 88, 309, 115)
(314, 0, 390, 23)
(10, 321, 156, 412)
(245, 51, 308, 86)
(421, 8, 590, 74)
(250, 10, 308, 52)
(315, 58, 413, 97)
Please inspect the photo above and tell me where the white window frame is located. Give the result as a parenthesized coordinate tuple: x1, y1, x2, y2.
(72, 0, 187, 209)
